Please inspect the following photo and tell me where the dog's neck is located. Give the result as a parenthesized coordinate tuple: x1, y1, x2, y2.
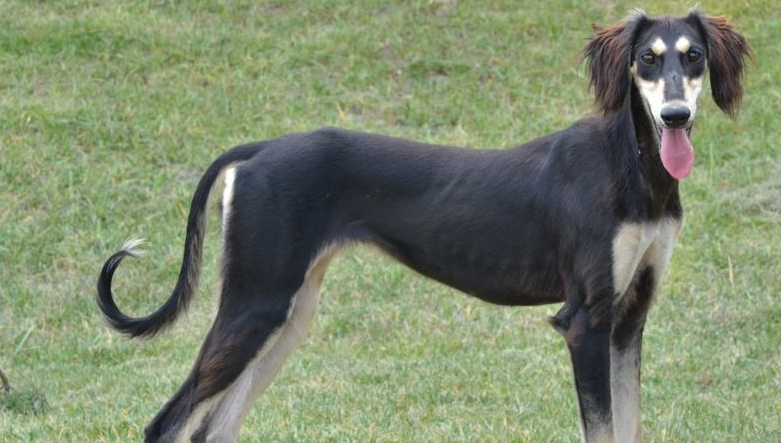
(624, 85, 682, 219)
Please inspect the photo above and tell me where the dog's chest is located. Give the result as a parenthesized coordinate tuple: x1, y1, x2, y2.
(611, 218, 683, 297)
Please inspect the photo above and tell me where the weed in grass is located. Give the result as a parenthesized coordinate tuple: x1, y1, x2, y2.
(0, 390, 50, 416)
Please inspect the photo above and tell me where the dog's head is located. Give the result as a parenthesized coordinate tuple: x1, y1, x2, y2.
(584, 10, 750, 179)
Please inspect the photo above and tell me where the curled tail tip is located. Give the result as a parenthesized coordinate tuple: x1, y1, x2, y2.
(97, 238, 185, 339)
(121, 238, 146, 258)
(97, 240, 151, 338)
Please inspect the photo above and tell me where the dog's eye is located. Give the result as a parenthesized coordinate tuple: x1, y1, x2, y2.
(687, 49, 703, 62)
(640, 53, 655, 65)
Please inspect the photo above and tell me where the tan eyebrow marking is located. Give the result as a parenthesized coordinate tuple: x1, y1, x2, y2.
(651, 37, 667, 55)
(675, 36, 691, 53)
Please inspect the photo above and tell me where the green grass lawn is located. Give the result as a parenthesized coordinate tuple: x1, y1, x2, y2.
(1, 0, 779, 441)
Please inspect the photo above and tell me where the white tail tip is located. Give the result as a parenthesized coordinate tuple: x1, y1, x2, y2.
(121, 238, 146, 257)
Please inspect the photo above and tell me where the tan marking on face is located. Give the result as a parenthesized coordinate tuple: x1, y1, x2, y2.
(668, 75, 705, 120)
(683, 75, 705, 103)
(633, 72, 666, 127)
(651, 37, 667, 55)
(675, 36, 691, 53)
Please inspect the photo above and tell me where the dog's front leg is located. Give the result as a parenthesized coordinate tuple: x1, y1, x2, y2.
(610, 317, 645, 443)
(610, 267, 656, 443)
(551, 293, 615, 443)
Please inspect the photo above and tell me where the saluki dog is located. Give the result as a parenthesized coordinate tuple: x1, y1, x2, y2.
(97, 10, 749, 443)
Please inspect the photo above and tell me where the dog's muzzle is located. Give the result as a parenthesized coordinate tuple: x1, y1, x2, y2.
(660, 106, 691, 129)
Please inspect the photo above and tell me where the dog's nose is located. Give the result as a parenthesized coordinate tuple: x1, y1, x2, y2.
(660, 107, 691, 128)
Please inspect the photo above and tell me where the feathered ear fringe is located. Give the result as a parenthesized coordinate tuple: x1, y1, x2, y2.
(583, 11, 647, 114)
(686, 10, 752, 115)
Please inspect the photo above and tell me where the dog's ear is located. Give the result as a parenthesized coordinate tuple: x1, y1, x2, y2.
(583, 12, 646, 114)
(688, 10, 751, 115)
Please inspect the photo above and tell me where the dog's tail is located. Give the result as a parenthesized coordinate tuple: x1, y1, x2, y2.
(97, 143, 261, 338)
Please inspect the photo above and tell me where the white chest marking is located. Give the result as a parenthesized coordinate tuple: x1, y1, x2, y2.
(612, 218, 682, 298)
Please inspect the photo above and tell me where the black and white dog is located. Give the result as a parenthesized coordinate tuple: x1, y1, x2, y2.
(98, 10, 749, 443)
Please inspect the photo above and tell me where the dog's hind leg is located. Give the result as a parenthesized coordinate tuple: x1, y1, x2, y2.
(143, 279, 297, 443)
(144, 166, 335, 443)
(190, 247, 336, 443)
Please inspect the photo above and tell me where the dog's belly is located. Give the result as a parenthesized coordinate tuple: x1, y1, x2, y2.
(362, 219, 566, 306)
(393, 244, 565, 306)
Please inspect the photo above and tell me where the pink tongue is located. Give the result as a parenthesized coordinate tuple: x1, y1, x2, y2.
(660, 128, 695, 179)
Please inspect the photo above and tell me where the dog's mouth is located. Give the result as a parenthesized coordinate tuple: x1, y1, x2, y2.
(654, 123, 695, 180)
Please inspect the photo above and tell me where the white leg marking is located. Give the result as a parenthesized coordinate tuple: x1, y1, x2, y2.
(650, 37, 666, 55)
(586, 423, 616, 443)
(611, 340, 642, 443)
(596, 430, 617, 443)
(174, 396, 222, 443)
(200, 245, 341, 443)
(675, 36, 691, 53)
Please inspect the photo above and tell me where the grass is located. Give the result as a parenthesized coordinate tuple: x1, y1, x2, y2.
(1, 0, 779, 441)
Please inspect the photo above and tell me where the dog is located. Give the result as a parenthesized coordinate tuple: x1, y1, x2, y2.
(97, 10, 749, 443)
